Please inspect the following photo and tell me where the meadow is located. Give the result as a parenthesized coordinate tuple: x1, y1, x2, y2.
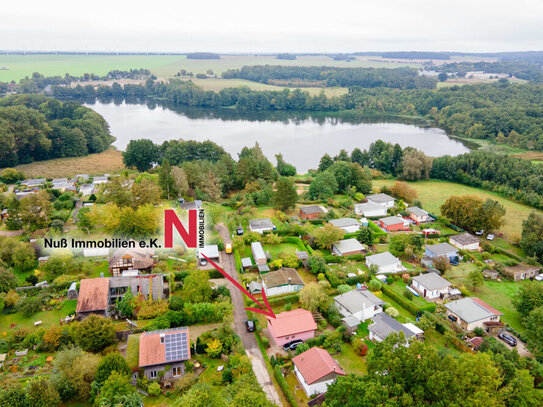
(373, 179, 540, 238)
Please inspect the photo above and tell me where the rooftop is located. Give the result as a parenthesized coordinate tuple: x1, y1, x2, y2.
(355, 201, 385, 212)
(334, 289, 384, 314)
(198, 244, 219, 259)
(241, 257, 253, 268)
(412, 272, 452, 291)
(406, 206, 428, 217)
(292, 347, 345, 385)
(109, 247, 154, 269)
(333, 238, 365, 254)
(249, 218, 275, 229)
(267, 309, 317, 337)
(378, 216, 406, 226)
(76, 278, 110, 313)
(329, 218, 360, 228)
(366, 251, 401, 267)
(300, 205, 326, 215)
(262, 268, 305, 288)
(369, 312, 417, 340)
(450, 233, 479, 246)
(427, 242, 458, 256)
(445, 297, 503, 323)
(367, 193, 395, 204)
(139, 327, 190, 367)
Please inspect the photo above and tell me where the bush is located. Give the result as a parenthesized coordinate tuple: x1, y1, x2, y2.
(368, 280, 382, 292)
(273, 365, 298, 407)
(473, 327, 485, 337)
(403, 289, 413, 300)
(148, 382, 162, 397)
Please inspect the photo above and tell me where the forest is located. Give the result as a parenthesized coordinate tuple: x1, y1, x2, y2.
(433, 61, 543, 82)
(0, 94, 113, 166)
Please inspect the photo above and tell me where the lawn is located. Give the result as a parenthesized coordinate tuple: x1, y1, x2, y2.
(0, 299, 77, 334)
(335, 343, 367, 375)
(126, 334, 140, 369)
(389, 280, 432, 309)
(373, 179, 541, 238)
(12, 149, 124, 178)
(374, 291, 417, 323)
(285, 371, 310, 405)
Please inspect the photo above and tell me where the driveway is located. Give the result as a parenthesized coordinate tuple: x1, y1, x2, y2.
(494, 333, 532, 357)
(215, 223, 282, 406)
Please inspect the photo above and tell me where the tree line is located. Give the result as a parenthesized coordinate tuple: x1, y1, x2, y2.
(0, 94, 113, 166)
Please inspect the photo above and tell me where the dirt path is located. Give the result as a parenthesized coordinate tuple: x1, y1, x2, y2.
(215, 223, 282, 406)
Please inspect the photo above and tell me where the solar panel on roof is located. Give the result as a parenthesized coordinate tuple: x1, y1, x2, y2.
(164, 332, 189, 362)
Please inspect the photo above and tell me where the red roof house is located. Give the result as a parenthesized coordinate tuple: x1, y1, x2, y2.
(76, 278, 110, 318)
(292, 347, 345, 396)
(266, 309, 317, 346)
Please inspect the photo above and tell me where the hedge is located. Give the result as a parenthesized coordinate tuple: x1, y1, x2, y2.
(381, 284, 436, 315)
(273, 365, 298, 407)
(282, 236, 308, 252)
(234, 250, 242, 273)
(308, 219, 325, 225)
(325, 269, 342, 288)
(368, 220, 387, 236)
(267, 293, 299, 307)
(345, 275, 367, 285)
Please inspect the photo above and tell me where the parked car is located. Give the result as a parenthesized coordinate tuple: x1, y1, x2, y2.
(245, 320, 255, 332)
(283, 339, 303, 351)
(498, 332, 517, 347)
(475, 230, 484, 236)
(448, 314, 458, 322)
(225, 243, 232, 254)
(450, 259, 459, 266)
(487, 234, 495, 241)
(236, 226, 244, 235)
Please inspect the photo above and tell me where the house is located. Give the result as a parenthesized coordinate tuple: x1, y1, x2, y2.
(108, 274, 167, 303)
(411, 272, 453, 299)
(248, 281, 262, 294)
(198, 245, 220, 262)
(79, 183, 96, 196)
(299, 205, 327, 220)
(425, 243, 458, 261)
(75, 278, 110, 318)
(249, 218, 276, 234)
(179, 200, 202, 211)
(109, 247, 155, 277)
(334, 289, 384, 326)
(76, 174, 90, 181)
(328, 218, 361, 233)
(470, 336, 484, 351)
(406, 206, 430, 224)
(261, 267, 305, 297)
(251, 242, 267, 266)
(365, 252, 405, 274)
(296, 250, 309, 268)
(503, 264, 541, 281)
(354, 201, 388, 218)
(444, 297, 503, 331)
(367, 193, 395, 208)
(266, 309, 317, 346)
(139, 327, 190, 381)
(422, 228, 440, 238)
(241, 257, 253, 270)
(258, 264, 270, 273)
(92, 175, 108, 184)
(449, 233, 480, 251)
(332, 238, 366, 256)
(376, 216, 410, 232)
(21, 179, 45, 187)
(83, 248, 109, 258)
(368, 312, 423, 343)
(292, 347, 345, 397)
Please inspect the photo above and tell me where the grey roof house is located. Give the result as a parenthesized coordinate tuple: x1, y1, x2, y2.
(334, 289, 384, 325)
(368, 312, 422, 343)
(332, 238, 366, 256)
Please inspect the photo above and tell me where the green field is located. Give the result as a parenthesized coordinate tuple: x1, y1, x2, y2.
(0, 54, 409, 83)
(0, 299, 77, 334)
(373, 179, 541, 238)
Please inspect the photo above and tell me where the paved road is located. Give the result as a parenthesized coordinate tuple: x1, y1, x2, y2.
(215, 223, 282, 406)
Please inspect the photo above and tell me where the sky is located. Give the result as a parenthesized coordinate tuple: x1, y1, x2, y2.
(1, 0, 542, 53)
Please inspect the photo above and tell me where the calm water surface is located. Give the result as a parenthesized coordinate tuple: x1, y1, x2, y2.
(86, 101, 470, 173)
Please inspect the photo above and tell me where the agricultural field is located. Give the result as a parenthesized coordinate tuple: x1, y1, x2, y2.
(14, 149, 124, 178)
(373, 179, 541, 238)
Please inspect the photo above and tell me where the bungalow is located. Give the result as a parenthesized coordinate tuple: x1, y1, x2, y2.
(249, 218, 276, 234)
(503, 264, 541, 281)
(365, 252, 405, 274)
(92, 175, 108, 184)
(334, 289, 384, 325)
(367, 193, 395, 208)
(75, 278, 110, 318)
(139, 327, 190, 381)
(299, 205, 327, 220)
(444, 297, 503, 331)
(21, 179, 44, 187)
(329, 218, 361, 233)
(411, 272, 453, 299)
(251, 241, 267, 266)
(198, 245, 220, 263)
(368, 312, 423, 343)
(179, 200, 202, 211)
(449, 233, 480, 251)
(406, 206, 430, 224)
(292, 347, 345, 397)
(354, 201, 388, 218)
(261, 267, 305, 297)
(425, 243, 458, 261)
(79, 183, 96, 196)
(241, 257, 253, 270)
(109, 247, 155, 277)
(332, 238, 366, 256)
(376, 216, 410, 232)
(266, 309, 317, 346)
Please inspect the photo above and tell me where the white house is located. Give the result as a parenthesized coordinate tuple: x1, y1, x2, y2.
(93, 175, 108, 184)
(292, 347, 345, 397)
(368, 313, 422, 344)
(411, 272, 453, 299)
(251, 242, 267, 265)
(328, 218, 361, 233)
(79, 183, 96, 196)
(261, 268, 305, 297)
(365, 252, 405, 274)
(354, 201, 388, 218)
(444, 297, 503, 331)
(332, 238, 366, 256)
(248, 218, 276, 234)
(198, 245, 219, 262)
(406, 206, 431, 224)
(367, 193, 395, 208)
(334, 289, 384, 324)
(449, 233, 480, 251)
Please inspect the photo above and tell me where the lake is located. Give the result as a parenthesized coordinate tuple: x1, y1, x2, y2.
(85, 101, 470, 173)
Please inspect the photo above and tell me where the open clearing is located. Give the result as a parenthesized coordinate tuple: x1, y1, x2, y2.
(373, 179, 540, 238)
(13, 149, 124, 178)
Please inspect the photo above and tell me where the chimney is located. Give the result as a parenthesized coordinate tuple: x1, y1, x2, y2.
(100, 272, 104, 278)
(160, 333, 165, 344)
(288, 277, 292, 284)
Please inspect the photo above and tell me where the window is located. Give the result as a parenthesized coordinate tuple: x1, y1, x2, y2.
(172, 367, 182, 377)
(149, 370, 157, 379)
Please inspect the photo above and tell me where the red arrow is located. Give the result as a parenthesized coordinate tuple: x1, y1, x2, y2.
(201, 254, 276, 319)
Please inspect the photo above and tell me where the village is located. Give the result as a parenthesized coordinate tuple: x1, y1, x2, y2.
(0, 166, 541, 407)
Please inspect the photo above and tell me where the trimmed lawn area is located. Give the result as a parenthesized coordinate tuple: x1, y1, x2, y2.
(373, 179, 542, 239)
(374, 291, 417, 323)
(389, 280, 432, 309)
(0, 299, 77, 334)
(126, 334, 140, 369)
(335, 343, 367, 375)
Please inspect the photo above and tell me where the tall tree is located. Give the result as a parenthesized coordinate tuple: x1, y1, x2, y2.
(122, 139, 159, 172)
(158, 158, 175, 199)
(272, 177, 298, 211)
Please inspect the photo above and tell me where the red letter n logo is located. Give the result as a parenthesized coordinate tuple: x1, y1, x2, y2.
(164, 209, 197, 248)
